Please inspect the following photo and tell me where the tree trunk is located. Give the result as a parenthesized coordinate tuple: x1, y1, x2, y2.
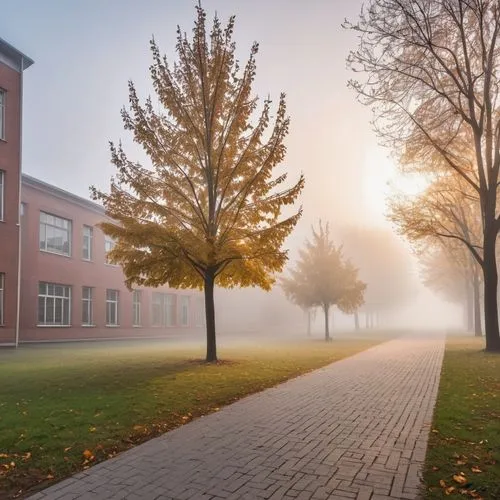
(354, 311, 360, 330)
(365, 312, 369, 329)
(324, 304, 330, 342)
(307, 309, 311, 337)
(465, 276, 473, 332)
(204, 270, 217, 362)
(473, 268, 482, 337)
(482, 224, 500, 351)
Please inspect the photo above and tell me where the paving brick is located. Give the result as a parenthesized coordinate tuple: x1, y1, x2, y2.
(27, 334, 444, 500)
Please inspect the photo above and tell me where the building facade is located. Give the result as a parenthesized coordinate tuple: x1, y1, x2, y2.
(18, 175, 205, 342)
(0, 38, 33, 345)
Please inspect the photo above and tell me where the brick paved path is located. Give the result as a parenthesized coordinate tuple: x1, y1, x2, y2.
(30, 334, 445, 500)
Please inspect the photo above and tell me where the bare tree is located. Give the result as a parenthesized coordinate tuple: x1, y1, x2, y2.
(346, 0, 500, 351)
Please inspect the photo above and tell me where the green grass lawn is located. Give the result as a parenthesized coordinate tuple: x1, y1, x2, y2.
(424, 337, 500, 500)
(0, 336, 383, 499)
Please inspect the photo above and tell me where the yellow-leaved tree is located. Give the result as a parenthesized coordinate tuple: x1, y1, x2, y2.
(91, 6, 304, 362)
(281, 222, 366, 341)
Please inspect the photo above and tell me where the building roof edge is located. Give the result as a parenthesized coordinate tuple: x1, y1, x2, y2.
(0, 37, 34, 70)
(22, 173, 106, 215)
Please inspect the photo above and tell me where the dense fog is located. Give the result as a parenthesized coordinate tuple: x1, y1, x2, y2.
(2, 0, 466, 336)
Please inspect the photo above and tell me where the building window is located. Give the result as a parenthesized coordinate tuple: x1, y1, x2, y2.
(82, 226, 93, 260)
(104, 235, 117, 265)
(132, 290, 141, 326)
(0, 90, 5, 140)
(0, 273, 4, 326)
(166, 294, 175, 326)
(194, 297, 205, 327)
(0, 170, 4, 222)
(38, 282, 71, 326)
(39, 212, 72, 256)
(82, 287, 93, 326)
(151, 292, 176, 327)
(152, 293, 162, 326)
(180, 296, 190, 326)
(106, 289, 119, 326)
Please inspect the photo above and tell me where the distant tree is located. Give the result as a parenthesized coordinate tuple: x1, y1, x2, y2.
(420, 243, 482, 336)
(281, 222, 366, 341)
(91, 6, 304, 362)
(345, 0, 500, 351)
(336, 227, 415, 328)
(389, 171, 483, 335)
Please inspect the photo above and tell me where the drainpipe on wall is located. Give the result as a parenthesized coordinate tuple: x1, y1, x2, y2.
(15, 57, 24, 348)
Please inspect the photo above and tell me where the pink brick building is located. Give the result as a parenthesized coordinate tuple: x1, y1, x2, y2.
(17, 175, 205, 343)
(0, 38, 33, 345)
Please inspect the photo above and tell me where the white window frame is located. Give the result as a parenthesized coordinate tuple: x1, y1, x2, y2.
(0, 90, 5, 141)
(39, 212, 72, 256)
(132, 290, 141, 326)
(82, 286, 93, 326)
(82, 225, 93, 261)
(0, 273, 4, 326)
(106, 289, 119, 326)
(0, 170, 4, 222)
(38, 282, 71, 326)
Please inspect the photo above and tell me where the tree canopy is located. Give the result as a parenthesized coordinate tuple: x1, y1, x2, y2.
(92, 6, 304, 361)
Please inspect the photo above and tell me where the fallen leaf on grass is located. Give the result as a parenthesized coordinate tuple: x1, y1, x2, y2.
(460, 490, 484, 499)
(456, 460, 467, 465)
(469, 491, 484, 499)
(82, 449, 93, 460)
(445, 486, 456, 495)
(46, 474, 54, 480)
(439, 479, 447, 488)
(453, 473, 467, 485)
(432, 466, 440, 471)
(471, 466, 482, 473)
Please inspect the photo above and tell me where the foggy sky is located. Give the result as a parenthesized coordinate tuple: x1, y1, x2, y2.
(1, 0, 462, 329)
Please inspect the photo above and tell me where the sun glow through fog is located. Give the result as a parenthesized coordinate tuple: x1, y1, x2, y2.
(362, 146, 430, 226)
